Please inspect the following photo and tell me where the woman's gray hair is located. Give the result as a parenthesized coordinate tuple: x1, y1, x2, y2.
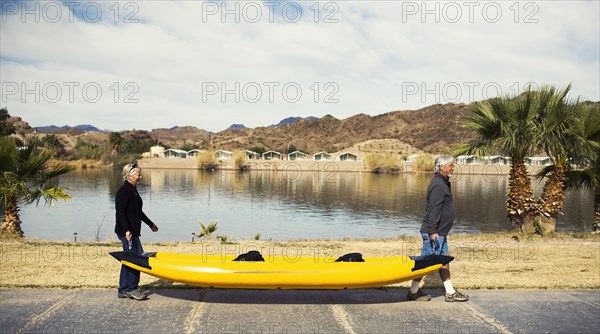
(434, 155, 455, 173)
(122, 163, 141, 181)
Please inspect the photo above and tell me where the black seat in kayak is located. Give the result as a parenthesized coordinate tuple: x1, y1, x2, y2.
(233, 250, 265, 261)
(335, 252, 365, 262)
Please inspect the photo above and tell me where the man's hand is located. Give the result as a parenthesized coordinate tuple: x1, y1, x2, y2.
(151, 224, 159, 232)
(125, 231, 132, 241)
(430, 233, 439, 241)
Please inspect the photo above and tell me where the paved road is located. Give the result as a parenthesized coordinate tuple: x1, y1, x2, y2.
(1, 289, 599, 333)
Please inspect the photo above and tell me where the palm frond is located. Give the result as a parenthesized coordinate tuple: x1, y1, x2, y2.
(563, 169, 598, 191)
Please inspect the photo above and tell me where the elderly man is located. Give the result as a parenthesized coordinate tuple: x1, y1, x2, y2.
(407, 156, 469, 302)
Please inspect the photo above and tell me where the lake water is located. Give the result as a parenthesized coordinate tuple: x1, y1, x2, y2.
(17, 168, 594, 242)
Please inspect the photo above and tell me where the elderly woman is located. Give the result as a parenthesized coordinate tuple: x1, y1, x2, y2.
(114, 163, 159, 300)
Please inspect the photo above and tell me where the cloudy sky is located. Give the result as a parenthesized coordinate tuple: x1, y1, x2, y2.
(1, 0, 598, 132)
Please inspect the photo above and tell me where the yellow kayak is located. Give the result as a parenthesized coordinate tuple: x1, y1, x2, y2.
(109, 251, 453, 290)
(151, 252, 402, 263)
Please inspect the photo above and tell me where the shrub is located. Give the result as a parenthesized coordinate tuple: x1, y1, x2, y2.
(365, 152, 401, 173)
(72, 139, 105, 160)
(414, 154, 435, 172)
(232, 150, 247, 170)
(196, 150, 218, 170)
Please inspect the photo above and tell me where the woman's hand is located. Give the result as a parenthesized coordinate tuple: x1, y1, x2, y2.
(125, 231, 132, 240)
(151, 224, 159, 232)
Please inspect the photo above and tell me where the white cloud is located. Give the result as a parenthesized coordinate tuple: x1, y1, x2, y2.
(1, 0, 598, 132)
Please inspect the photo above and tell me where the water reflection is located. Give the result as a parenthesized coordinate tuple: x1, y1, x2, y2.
(16, 168, 594, 242)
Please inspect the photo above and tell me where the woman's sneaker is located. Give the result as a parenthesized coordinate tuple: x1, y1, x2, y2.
(127, 289, 147, 300)
(445, 290, 469, 302)
(407, 289, 431, 301)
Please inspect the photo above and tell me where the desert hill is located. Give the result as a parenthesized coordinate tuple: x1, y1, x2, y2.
(149, 126, 210, 149)
(208, 103, 470, 154)
(8, 102, 473, 155)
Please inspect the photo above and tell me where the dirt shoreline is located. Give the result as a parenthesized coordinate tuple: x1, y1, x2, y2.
(1, 233, 598, 290)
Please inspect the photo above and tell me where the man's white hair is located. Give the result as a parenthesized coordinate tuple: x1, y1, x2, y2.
(435, 155, 455, 173)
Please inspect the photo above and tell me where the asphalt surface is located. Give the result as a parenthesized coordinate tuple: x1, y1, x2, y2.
(1, 288, 598, 334)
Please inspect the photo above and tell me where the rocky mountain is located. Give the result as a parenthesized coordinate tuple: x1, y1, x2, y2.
(208, 103, 471, 154)
(9, 99, 598, 158)
(34, 124, 103, 133)
(6, 116, 33, 135)
(14, 103, 474, 154)
(269, 116, 318, 127)
(225, 124, 248, 131)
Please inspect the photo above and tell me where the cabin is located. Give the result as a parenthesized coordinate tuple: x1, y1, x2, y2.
(338, 152, 358, 161)
(215, 150, 233, 160)
(244, 150, 261, 160)
(456, 155, 477, 164)
(262, 151, 282, 160)
(187, 149, 204, 158)
(164, 149, 188, 159)
(481, 156, 501, 165)
(313, 152, 332, 161)
(288, 151, 308, 160)
(526, 157, 552, 166)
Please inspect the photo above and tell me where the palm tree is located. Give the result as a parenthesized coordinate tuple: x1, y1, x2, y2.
(457, 84, 597, 233)
(578, 106, 600, 229)
(537, 103, 600, 231)
(0, 137, 75, 237)
(108, 132, 126, 154)
(198, 221, 218, 240)
(562, 160, 600, 231)
(533, 85, 590, 232)
(454, 88, 539, 231)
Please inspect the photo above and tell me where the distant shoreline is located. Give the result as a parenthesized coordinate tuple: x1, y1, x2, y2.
(54, 157, 552, 176)
(138, 157, 551, 176)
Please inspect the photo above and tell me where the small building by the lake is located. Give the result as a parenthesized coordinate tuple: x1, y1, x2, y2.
(288, 151, 308, 160)
(244, 150, 260, 159)
(164, 149, 188, 159)
(526, 156, 552, 166)
(338, 152, 358, 161)
(313, 152, 333, 161)
(187, 149, 204, 158)
(456, 155, 477, 164)
(215, 150, 232, 160)
(263, 151, 282, 160)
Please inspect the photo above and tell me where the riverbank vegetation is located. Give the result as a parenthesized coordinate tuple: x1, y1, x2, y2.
(414, 154, 435, 172)
(364, 152, 403, 173)
(195, 150, 219, 171)
(232, 150, 249, 171)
